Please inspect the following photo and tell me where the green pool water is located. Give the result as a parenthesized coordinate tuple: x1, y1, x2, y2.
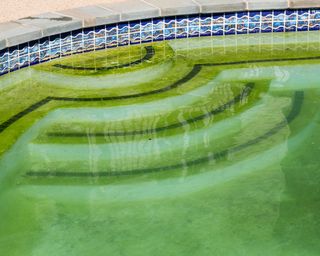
(1, 31, 320, 255)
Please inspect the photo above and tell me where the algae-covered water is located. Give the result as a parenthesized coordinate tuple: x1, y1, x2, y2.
(1, 32, 320, 255)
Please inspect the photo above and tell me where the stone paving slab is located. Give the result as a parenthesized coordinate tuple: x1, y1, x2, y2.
(289, 0, 320, 8)
(0, 22, 42, 48)
(196, 0, 247, 13)
(17, 12, 82, 37)
(247, 0, 288, 10)
(58, 6, 120, 27)
(99, 0, 160, 22)
(145, 0, 200, 16)
(0, 39, 6, 50)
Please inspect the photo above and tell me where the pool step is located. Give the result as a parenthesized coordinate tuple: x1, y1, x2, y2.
(23, 94, 292, 180)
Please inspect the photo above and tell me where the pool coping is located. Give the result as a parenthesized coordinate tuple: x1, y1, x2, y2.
(1, 0, 320, 50)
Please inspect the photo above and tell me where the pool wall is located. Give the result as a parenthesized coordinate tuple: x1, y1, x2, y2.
(1, 0, 320, 76)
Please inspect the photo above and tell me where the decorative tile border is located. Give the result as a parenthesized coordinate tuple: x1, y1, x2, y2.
(1, 9, 320, 77)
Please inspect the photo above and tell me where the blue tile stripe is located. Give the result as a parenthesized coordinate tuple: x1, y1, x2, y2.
(0, 9, 319, 76)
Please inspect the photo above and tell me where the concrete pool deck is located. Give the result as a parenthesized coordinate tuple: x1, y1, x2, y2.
(1, 0, 320, 50)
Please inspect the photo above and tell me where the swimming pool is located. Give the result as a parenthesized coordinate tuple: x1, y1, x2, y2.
(0, 31, 320, 255)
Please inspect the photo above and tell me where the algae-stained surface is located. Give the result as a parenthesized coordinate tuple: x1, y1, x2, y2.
(1, 32, 320, 255)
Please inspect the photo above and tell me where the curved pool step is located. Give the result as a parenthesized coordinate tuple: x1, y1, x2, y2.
(53, 46, 156, 71)
(38, 82, 253, 142)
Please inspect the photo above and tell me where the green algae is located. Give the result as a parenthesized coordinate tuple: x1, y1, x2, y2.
(1, 32, 320, 255)
(1, 40, 319, 155)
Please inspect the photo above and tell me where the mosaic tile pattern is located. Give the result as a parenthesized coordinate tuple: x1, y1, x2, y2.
(0, 9, 319, 76)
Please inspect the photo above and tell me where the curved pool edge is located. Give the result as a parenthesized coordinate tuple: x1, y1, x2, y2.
(1, 0, 320, 77)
